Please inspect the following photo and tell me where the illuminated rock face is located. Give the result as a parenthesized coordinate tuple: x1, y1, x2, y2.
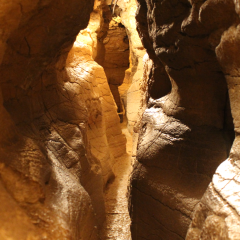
(1, 0, 240, 240)
(129, 0, 237, 239)
(0, 0, 125, 239)
(116, 0, 147, 134)
(78, 0, 146, 132)
(66, 33, 126, 187)
(102, 17, 129, 117)
(79, 0, 147, 153)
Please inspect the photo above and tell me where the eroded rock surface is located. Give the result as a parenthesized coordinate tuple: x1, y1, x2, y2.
(116, 0, 147, 134)
(187, 2, 240, 239)
(102, 16, 129, 117)
(2, 0, 240, 239)
(129, 0, 236, 239)
(0, 0, 125, 239)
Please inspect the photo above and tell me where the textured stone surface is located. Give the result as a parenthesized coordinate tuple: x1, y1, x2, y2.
(2, 0, 240, 239)
(79, 2, 133, 123)
(66, 32, 126, 186)
(102, 16, 129, 115)
(80, 0, 147, 156)
(187, 2, 240, 239)
(116, 0, 147, 134)
(129, 0, 236, 239)
(0, 0, 125, 239)
(100, 119, 132, 240)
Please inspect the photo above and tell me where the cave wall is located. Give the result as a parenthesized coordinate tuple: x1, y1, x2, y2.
(0, 0, 125, 239)
(129, 0, 238, 239)
(79, 0, 148, 155)
(66, 24, 127, 187)
(103, 0, 149, 160)
(187, 2, 240, 239)
(116, 0, 147, 135)
(78, 3, 130, 123)
(2, 0, 240, 239)
(102, 16, 129, 118)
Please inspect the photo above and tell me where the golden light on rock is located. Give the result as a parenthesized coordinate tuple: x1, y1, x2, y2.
(0, 0, 240, 239)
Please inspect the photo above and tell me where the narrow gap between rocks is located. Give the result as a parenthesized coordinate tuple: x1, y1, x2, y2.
(100, 115, 133, 240)
(95, 8, 133, 239)
(1, 0, 240, 240)
(73, 2, 141, 239)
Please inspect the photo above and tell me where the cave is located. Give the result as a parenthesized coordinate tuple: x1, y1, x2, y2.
(0, 0, 240, 240)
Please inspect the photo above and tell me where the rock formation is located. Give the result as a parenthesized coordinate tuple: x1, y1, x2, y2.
(1, 0, 240, 239)
(0, 0, 126, 239)
(101, 15, 129, 121)
(129, 0, 237, 239)
(77, 0, 146, 134)
(187, 2, 240, 239)
(116, 0, 146, 134)
(78, 0, 147, 157)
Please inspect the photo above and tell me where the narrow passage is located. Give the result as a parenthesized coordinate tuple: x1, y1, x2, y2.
(101, 117, 133, 240)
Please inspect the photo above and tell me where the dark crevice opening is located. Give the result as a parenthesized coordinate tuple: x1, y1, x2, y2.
(223, 90, 235, 156)
(148, 63, 172, 100)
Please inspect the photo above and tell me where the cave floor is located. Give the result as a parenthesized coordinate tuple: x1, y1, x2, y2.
(101, 117, 133, 240)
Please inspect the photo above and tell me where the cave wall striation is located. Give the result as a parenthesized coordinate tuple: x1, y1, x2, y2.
(187, 1, 240, 239)
(2, 0, 240, 239)
(0, 0, 126, 239)
(129, 0, 238, 239)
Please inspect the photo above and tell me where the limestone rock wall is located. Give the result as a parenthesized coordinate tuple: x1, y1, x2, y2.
(129, 0, 236, 239)
(0, 0, 125, 239)
(102, 0, 148, 159)
(78, 0, 147, 155)
(72, 0, 127, 165)
(79, 3, 130, 123)
(3, 0, 240, 239)
(116, 0, 147, 134)
(187, 2, 240, 239)
(66, 31, 126, 187)
(102, 16, 129, 117)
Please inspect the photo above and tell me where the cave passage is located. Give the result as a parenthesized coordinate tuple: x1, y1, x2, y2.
(75, 4, 133, 239)
(93, 11, 132, 240)
(96, 9, 130, 123)
(0, 0, 240, 239)
(100, 118, 133, 240)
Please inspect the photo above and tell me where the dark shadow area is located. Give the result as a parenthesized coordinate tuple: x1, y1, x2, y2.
(223, 91, 235, 155)
(148, 63, 172, 100)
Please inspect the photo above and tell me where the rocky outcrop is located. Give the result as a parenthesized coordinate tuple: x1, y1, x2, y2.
(0, 0, 125, 239)
(129, 0, 235, 239)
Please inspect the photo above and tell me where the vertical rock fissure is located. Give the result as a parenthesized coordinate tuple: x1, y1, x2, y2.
(96, 7, 130, 123)
(74, 0, 150, 238)
(72, 2, 138, 239)
(0, 0, 147, 239)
